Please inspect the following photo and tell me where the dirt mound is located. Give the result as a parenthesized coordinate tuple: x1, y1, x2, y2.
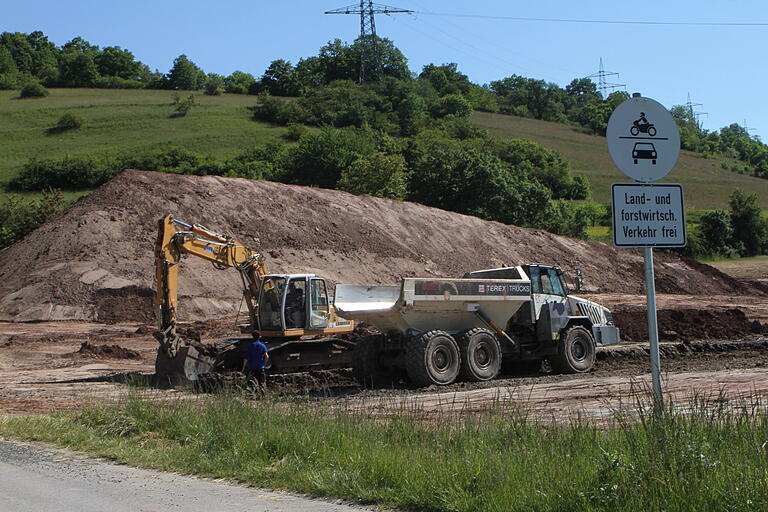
(0, 170, 758, 323)
(70, 341, 142, 360)
(615, 308, 767, 342)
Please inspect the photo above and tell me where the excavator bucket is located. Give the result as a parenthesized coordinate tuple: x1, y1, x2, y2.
(155, 345, 213, 382)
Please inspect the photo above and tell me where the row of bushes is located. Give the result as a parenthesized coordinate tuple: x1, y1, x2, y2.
(680, 190, 768, 259)
(6, 123, 592, 239)
(0, 189, 65, 248)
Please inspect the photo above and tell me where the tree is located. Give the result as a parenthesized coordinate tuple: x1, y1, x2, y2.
(171, 93, 196, 117)
(699, 209, 734, 255)
(260, 59, 296, 96)
(574, 102, 612, 135)
(488, 138, 586, 199)
(317, 39, 356, 83)
(564, 78, 600, 108)
(489, 75, 565, 121)
(223, 70, 255, 94)
(729, 189, 766, 256)
(338, 152, 408, 199)
(316, 37, 409, 84)
(59, 51, 99, 86)
(0, 46, 17, 74)
(432, 93, 472, 118)
(0, 189, 65, 249)
(606, 91, 630, 110)
(406, 133, 552, 227)
(95, 46, 141, 79)
(419, 63, 471, 96)
(61, 36, 98, 56)
(167, 54, 202, 90)
(350, 35, 409, 82)
(26, 31, 59, 76)
(283, 126, 382, 188)
(293, 56, 323, 93)
(0, 32, 34, 73)
(204, 73, 223, 95)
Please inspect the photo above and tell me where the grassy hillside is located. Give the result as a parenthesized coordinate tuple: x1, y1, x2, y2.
(472, 111, 768, 209)
(0, 88, 286, 185)
(2, 88, 767, 210)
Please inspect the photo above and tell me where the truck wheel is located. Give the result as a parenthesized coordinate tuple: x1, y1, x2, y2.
(457, 328, 501, 382)
(352, 334, 394, 388)
(551, 326, 595, 374)
(405, 330, 461, 386)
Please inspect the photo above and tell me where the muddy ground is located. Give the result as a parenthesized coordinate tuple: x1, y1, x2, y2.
(2, 292, 768, 420)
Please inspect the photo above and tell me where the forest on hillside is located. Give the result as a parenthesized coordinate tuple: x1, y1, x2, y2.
(1, 30, 767, 176)
(2, 31, 768, 260)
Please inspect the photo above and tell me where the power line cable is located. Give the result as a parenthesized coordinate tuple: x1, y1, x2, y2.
(414, 11, 768, 27)
(403, 0, 583, 79)
(395, 15, 514, 74)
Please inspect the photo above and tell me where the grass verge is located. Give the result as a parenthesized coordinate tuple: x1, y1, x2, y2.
(1, 392, 767, 511)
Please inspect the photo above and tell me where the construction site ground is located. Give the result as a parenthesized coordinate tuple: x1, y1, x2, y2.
(2, 291, 768, 421)
(2, 171, 768, 421)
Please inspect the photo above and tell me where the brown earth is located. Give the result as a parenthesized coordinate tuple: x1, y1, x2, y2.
(614, 307, 768, 342)
(2, 320, 768, 419)
(0, 170, 760, 323)
(2, 170, 768, 420)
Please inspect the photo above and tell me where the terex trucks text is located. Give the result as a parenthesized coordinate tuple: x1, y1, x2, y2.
(335, 265, 620, 387)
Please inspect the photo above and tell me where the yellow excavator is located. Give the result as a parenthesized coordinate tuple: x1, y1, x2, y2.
(154, 214, 355, 381)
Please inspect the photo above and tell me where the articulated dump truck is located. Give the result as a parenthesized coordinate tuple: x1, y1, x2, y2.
(335, 264, 620, 387)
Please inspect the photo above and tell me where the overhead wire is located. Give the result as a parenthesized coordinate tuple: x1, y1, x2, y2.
(414, 11, 768, 27)
(392, 14, 519, 77)
(408, 0, 583, 80)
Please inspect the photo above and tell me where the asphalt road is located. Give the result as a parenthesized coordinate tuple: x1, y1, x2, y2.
(0, 440, 373, 512)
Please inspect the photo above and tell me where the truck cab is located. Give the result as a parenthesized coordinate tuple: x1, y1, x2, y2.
(467, 265, 619, 348)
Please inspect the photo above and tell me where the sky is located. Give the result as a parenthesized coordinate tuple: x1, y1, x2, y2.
(5, 1, 768, 140)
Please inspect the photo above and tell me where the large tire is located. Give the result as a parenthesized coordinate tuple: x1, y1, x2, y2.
(550, 325, 595, 374)
(457, 328, 501, 382)
(352, 334, 394, 388)
(405, 330, 461, 386)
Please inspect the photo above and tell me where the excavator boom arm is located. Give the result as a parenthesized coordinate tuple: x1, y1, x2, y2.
(154, 215, 268, 357)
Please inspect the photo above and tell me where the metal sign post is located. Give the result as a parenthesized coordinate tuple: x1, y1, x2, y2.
(607, 93, 684, 415)
(644, 247, 663, 412)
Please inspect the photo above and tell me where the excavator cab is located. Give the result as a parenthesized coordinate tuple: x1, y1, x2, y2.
(256, 274, 335, 337)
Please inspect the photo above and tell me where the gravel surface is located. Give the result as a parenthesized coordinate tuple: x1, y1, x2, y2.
(0, 440, 377, 512)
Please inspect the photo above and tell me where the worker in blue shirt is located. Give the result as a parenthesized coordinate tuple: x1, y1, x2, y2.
(242, 334, 270, 391)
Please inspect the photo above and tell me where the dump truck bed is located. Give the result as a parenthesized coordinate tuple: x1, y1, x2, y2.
(335, 277, 532, 333)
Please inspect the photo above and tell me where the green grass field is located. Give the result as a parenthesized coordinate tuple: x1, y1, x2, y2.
(1, 392, 766, 512)
(471, 111, 768, 209)
(2, 88, 767, 212)
(0, 88, 286, 185)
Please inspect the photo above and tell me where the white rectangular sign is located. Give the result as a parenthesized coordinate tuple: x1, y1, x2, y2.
(612, 183, 686, 247)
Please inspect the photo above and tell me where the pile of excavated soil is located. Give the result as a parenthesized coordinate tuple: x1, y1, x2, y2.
(614, 308, 767, 342)
(69, 341, 142, 360)
(0, 170, 758, 323)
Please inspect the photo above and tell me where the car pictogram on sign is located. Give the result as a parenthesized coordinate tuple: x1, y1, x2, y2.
(632, 142, 657, 165)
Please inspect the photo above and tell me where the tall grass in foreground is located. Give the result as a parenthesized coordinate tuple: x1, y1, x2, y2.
(1, 392, 767, 511)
